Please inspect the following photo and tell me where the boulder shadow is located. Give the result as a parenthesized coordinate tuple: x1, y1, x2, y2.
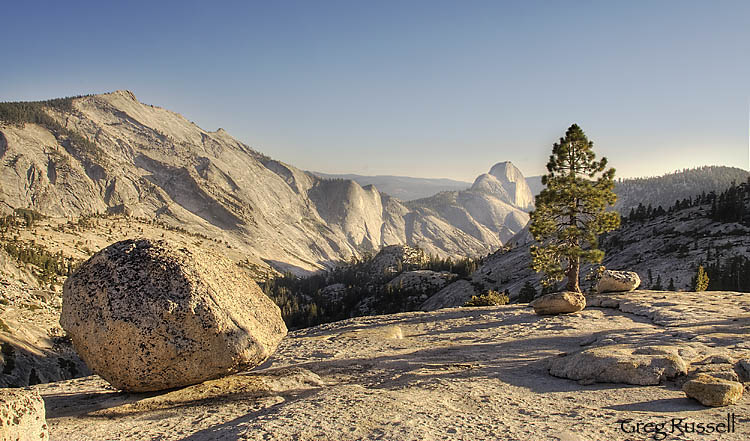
(605, 397, 705, 413)
(44, 389, 157, 419)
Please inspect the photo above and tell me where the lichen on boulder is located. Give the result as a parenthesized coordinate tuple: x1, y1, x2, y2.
(682, 374, 744, 407)
(0, 388, 49, 440)
(60, 238, 287, 392)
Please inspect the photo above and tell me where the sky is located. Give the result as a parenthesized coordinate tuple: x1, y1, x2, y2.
(2, 0, 749, 181)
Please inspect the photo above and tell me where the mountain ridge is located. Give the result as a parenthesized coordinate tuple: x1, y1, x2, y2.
(311, 172, 471, 202)
(0, 90, 529, 273)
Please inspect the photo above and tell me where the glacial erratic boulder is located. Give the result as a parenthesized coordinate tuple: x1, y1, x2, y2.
(61, 238, 287, 392)
(683, 374, 744, 407)
(549, 345, 688, 385)
(596, 270, 641, 293)
(0, 388, 49, 441)
(530, 291, 586, 315)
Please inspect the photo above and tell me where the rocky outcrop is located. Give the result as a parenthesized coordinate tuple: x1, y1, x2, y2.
(478, 161, 535, 210)
(549, 345, 688, 385)
(530, 292, 586, 315)
(0, 389, 49, 440)
(386, 270, 456, 292)
(60, 238, 287, 392)
(683, 374, 744, 407)
(686, 355, 742, 384)
(318, 283, 348, 303)
(419, 280, 477, 311)
(596, 270, 641, 293)
(364, 245, 429, 280)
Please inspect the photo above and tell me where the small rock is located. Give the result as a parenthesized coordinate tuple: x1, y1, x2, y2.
(683, 374, 743, 407)
(596, 270, 641, 293)
(694, 354, 735, 365)
(0, 388, 49, 440)
(549, 345, 687, 385)
(691, 364, 740, 383)
(530, 291, 585, 315)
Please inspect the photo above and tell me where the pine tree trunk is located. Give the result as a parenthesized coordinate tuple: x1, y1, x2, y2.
(566, 256, 580, 292)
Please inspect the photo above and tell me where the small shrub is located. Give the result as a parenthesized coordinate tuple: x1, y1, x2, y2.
(464, 290, 509, 307)
(693, 265, 709, 291)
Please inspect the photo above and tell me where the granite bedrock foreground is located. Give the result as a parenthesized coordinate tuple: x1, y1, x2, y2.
(30, 290, 749, 440)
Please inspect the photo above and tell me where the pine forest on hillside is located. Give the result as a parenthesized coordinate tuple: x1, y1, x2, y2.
(604, 179, 750, 293)
(614, 166, 749, 214)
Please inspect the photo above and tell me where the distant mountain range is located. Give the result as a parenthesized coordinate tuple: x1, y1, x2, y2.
(528, 167, 749, 214)
(1, 90, 745, 275)
(318, 166, 749, 218)
(525, 175, 545, 196)
(311, 173, 471, 201)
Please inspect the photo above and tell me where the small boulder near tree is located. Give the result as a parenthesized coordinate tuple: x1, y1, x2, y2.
(0, 388, 49, 440)
(683, 374, 744, 407)
(530, 291, 586, 315)
(596, 270, 641, 293)
(529, 124, 620, 294)
(61, 238, 287, 392)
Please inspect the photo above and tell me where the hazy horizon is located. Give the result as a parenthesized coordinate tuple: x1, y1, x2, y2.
(2, 0, 748, 181)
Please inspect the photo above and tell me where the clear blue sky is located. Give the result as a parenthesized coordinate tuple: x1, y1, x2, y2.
(2, 0, 748, 181)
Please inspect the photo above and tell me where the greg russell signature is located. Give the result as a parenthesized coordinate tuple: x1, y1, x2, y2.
(617, 413, 738, 440)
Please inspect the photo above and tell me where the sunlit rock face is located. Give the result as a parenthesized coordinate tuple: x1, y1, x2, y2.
(471, 161, 535, 211)
(0, 91, 531, 272)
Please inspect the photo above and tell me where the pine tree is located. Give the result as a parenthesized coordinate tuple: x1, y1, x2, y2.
(529, 124, 620, 292)
(667, 278, 676, 291)
(653, 274, 663, 290)
(693, 265, 709, 291)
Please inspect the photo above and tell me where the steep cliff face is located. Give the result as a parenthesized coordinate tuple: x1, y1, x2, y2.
(406, 162, 532, 250)
(471, 161, 534, 210)
(0, 91, 528, 272)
